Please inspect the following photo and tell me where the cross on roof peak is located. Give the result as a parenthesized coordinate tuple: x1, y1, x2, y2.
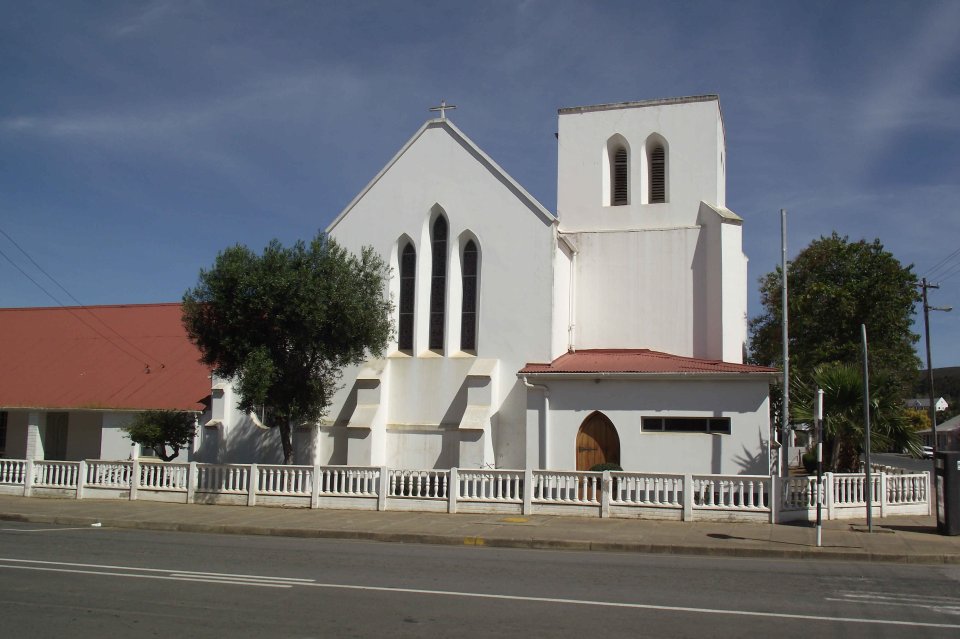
(429, 99, 457, 120)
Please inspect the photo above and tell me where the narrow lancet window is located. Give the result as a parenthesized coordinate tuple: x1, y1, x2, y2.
(460, 240, 478, 351)
(429, 216, 448, 350)
(649, 143, 666, 203)
(612, 147, 628, 206)
(398, 243, 416, 351)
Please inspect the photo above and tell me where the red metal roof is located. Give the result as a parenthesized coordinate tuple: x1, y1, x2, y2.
(0, 304, 211, 411)
(519, 349, 779, 376)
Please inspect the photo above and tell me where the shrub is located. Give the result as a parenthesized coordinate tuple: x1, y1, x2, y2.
(589, 462, 623, 472)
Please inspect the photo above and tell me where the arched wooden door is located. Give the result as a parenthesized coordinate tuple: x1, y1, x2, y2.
(576, 412, 620, 470)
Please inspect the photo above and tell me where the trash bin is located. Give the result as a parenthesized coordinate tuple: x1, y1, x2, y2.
(935, 451, 960, 535)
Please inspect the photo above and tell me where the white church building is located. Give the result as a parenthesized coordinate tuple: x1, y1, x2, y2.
(210, 95, 778, 475)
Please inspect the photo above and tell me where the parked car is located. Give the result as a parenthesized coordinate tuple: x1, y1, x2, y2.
(921, 445, 934, 459)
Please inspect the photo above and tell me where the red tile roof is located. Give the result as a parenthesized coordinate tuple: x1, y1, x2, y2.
(0, 304, 211, 411)
(519, 349, 779, 376)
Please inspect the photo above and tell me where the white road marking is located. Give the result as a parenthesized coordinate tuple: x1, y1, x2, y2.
(0, 564, 292, 588)
(0, 527, 101, 532)
(1, 557, 959, 629)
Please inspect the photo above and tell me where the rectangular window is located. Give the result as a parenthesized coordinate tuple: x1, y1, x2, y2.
(642, 416, 730, 434)
(0, 411, 7, 454)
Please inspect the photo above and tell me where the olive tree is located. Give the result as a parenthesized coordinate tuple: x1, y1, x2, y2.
(182, 233, 392, 464)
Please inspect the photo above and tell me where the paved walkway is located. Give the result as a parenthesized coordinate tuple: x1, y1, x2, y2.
(1, 494, 958, 563)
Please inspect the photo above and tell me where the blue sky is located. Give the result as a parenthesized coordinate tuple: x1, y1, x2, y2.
(2, 1, 959, 370)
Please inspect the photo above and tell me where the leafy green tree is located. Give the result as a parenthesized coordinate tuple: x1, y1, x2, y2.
(749, 233, 920, 394)
(125, 410, 196, 462)
(182, 233, 392, 464)
(792, 363, 920, 471)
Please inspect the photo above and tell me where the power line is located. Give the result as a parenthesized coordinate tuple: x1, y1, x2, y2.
(0, 238, 160, 369)
(924, 245, 960, 280)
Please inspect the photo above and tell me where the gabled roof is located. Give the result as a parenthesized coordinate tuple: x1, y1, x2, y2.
(519, 349, 778, 379)
(0, 303, 211, 411)
(326, 118, 556, 232)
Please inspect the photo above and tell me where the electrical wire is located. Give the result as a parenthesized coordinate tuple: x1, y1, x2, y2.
(0, 238, 161, 369)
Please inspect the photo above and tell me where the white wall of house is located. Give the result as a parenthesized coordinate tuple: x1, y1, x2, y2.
(525, 376, 771, 475)
(557, 97, 725, 232)
(101, 412, 137, 460)
(555, 97, 746, 362)
(322, 120, 557, 471)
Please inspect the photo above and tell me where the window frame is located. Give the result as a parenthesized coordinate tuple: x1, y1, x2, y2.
(641, 416, 731, 435)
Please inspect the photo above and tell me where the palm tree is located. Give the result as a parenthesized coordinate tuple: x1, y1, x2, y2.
(791, 362, 919, 472)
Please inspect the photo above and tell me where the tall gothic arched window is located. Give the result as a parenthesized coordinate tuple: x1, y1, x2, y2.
(648, 142, 666, 203)
(429, 216, 448, 350)
(398, 243, 416, 351)
(460, 240, 479, 351)
(612, 146, 628, 205)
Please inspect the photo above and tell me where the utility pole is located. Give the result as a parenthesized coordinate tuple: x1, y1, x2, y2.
(780, 209, 789, 478)
(919, 277, 952, 518)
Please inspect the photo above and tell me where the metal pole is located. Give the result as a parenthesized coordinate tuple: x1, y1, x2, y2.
(781, 208, 789, 478)
(922, 278, 938, 462)
(815, 388, 824, 547)
(862, 324, 872, 533)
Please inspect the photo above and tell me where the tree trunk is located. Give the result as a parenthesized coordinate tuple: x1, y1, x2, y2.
(156, 445, 178, 462)
(278, 419, 294, 465)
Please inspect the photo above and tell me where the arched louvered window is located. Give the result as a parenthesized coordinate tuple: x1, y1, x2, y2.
(649, 143, 666, 203)
(612, 146, 628, 206)
(429, 216, 448, 351)
(398, 243, 416, 351)
(460, 240, 478, 351)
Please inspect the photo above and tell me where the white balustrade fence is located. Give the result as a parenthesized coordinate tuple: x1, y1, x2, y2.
(779, 471, 930, 521)
(693, 475, 770, 510)
(389, 469, 448, 499)
(86, 460, 132, 488)
(0, 459, 26, 484)
(610, 473, 684, 508)
(140, 462, 189, 491)
(457, 469, 523, 503)
(0, 459, 931, 523)
(33, 461, 80, 488)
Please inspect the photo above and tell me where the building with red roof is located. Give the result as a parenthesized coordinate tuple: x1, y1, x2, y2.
(0, 304, 212, 461)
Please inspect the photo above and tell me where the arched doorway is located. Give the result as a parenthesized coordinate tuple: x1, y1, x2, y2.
(575, 412, 620, 471)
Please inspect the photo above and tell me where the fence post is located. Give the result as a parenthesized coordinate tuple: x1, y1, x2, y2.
(600, 471, 611, 518)
(23, 459, 34, 497)
(187, 461, 197, 504)
(377, 466, 389, 511)
(926, 471, 932, 516)
(769, 474, 778, 524)
(825, 472, 835, 520)
(311, 465, 321, 509)
(247, 463, 258, 507)
(76, 460, 86, 500)
(448, 467, 459, 514)
(129, 459, 140, 501)
(522, 468, 534, 515)
(879, 473, 887, 518)
(682, 474, 693, 521)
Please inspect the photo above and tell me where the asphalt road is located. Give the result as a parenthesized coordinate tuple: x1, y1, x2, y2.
(1, 521, 959, 638)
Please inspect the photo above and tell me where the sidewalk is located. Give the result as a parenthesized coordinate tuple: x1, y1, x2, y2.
(1, 494, 958, 563)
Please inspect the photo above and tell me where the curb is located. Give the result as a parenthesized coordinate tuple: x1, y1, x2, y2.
(2, 511, 958, 565)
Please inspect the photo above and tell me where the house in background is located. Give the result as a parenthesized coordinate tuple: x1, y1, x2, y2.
(905, 397, 949, 412)
(317, 95, 778, 475)
(920, 414, 960, 451)
(0, 304, 213, 462)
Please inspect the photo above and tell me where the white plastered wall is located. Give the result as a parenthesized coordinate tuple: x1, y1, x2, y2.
(534, 377, 771, 475)
(557, 98, 724, 232)
(322, 121, 556, 470)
